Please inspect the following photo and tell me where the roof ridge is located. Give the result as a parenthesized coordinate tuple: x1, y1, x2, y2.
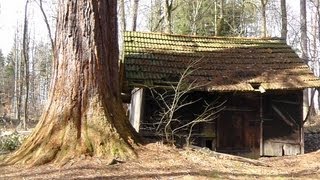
(124, 31, 286, 41)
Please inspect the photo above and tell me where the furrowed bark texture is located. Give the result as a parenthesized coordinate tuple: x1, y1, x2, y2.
(4, 0, 135, 166)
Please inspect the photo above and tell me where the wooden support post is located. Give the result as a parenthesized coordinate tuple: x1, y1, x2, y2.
(129, 88, 145, 132)
(300, 90, 305, 154)
(260, 95, 264, 156)
(216, 118, 219, 151)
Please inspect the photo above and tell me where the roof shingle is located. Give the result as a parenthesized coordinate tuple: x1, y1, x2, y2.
(123, 31, 320, 92)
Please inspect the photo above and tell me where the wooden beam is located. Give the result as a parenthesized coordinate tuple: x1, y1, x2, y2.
(271, 105, 294, 127)
(272, 100, 299, 105)
(224, 107, 255, 112)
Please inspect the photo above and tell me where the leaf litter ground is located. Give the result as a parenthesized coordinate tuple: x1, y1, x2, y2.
(0, 141, 320, 179)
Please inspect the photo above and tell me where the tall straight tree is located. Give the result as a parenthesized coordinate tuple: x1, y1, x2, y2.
(260, 0, 268, 37)
(0, 50, 4, 109)
(4, 0, 136, 166)
(190, 0, 204, 35)
(300, 0, 308, 63)
(281, 0, 287, 39)
(215, 0, 224, 36)
(0, 50, 4, 93)
(310, 0, 320, 43)
(22, 0, 30, 130)
(131, 0, 139, 31)
(120, 0, 126, 32)
(163, 0, 174, 33)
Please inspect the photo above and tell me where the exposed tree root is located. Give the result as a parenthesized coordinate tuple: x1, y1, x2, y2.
(1, 0, 139, 167)
(2, 97, 136, 166)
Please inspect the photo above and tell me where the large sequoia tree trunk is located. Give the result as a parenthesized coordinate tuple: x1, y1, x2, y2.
(4, 0, 136, 166)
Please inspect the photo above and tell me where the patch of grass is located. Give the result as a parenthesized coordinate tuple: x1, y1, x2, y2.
(0, 132, 27, 152)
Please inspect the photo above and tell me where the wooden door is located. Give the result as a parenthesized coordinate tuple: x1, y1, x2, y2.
(217, 112, 246, 152)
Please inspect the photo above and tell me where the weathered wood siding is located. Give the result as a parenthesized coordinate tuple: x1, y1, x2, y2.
(262, 91, 303, 156)
(136, 90, 303, 157)
(217, 93, 260, 157)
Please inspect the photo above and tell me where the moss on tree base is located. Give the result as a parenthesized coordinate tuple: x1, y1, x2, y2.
(2, 0, 137, 166)
(3, 97, 136, 166)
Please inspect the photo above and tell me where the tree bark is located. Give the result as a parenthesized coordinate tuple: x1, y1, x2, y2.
(300, 0, 308, 63)
(13, 31, 20, 121)
(190, 0, 203, 35)
(120, 0, 126, 32)
(314, 0, 320, 44)
(131, 0, 139, 31)
(280, 0, 287, 39)
(22, 0, 30, 130)
(214, 1, 218, 36)
(261, 0, 268, 38)
(163, 0, 173, 33)
(216, 0, 225, 36)
(215, 0, 224, 36)
(18, 31, 23, 124)
(119, 0, 127, 92)
(4, 0, 136, 166)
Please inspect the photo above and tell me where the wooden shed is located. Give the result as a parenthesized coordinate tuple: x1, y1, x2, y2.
(122, 31, 320, 157)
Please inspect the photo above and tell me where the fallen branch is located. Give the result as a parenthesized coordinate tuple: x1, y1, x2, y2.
(187, 145, 270, 167)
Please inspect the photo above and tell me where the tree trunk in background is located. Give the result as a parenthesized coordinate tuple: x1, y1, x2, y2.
(280, 0, 287, 39)
(214, 1, 218, 36)
(300, 0, 308, 63)
(149, 0, 163, 32)
(119, 0, 126, 94)
(315, 0, 320, 43)
(4, 0, 136, 166)
(30, 36, 36, 118)
(18, 35, 23, 124)
(120, 0, 126, 32)
(311, 11, 320, 114)
(163, 0, 173, 33)
(300, 0, 315, 120)
(37, 0, 55, 51)
(0, 51, 4, 108)
(317, 0, 320, 115)
(13, 32, 20, 120)
(261, 0, 268, 38)
(0, 50, 4, 91)
(190, 0, 203, 35)
(215, 0, 224, 36)
(131, 0, 139, 31)
(22, 0, 30, 130)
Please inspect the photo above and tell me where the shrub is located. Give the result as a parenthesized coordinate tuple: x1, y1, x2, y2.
(0, 132, 27, 152)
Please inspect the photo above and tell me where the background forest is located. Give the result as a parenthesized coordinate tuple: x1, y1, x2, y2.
(0, 0, 320, 129)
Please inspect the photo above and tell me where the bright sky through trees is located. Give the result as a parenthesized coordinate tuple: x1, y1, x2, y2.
(0, 0, 300, 56)
(0, 0, 51, 56)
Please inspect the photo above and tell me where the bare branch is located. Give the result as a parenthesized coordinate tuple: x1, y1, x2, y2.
(148, 57, 226, 145)
(35, 0, 54, 51)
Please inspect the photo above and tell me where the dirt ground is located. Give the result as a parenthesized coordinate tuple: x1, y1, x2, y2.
(0, 142, 319, 180)
(1, 119, 320, 179)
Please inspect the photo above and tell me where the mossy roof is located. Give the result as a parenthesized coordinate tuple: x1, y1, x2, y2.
(123, 31, 320, 92)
